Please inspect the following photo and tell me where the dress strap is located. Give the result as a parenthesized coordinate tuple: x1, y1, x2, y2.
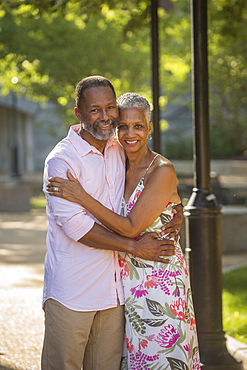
(143, 154, 159, 178)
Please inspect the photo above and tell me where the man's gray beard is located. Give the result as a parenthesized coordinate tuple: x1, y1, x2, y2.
(82, 118, 118, 141)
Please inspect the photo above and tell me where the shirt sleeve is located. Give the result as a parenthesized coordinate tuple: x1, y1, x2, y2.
(43, 156, 95, 241)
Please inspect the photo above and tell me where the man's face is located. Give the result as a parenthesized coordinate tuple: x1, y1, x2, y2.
(76, 86, 119, 141)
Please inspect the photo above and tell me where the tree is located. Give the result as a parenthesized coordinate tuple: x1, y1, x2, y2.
(0, 1, 154, 126)
(0, 0, 246, 158)
(208, 0, 247, 158)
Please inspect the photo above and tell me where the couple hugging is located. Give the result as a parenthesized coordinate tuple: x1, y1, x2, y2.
(42, 75, 201, 370)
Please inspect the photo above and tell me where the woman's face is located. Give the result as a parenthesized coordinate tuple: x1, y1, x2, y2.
(117, 107, 152, 153)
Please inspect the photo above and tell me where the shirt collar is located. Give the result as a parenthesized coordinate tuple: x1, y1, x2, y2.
(68, 124, 118, 157)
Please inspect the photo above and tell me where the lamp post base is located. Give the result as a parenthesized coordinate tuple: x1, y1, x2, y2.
(199, 331, 243, 369)
(184, 188, 243, 370)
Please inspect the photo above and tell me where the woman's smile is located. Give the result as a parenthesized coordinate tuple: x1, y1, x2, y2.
(117, 107, 152, 152)
(125, 139, 138, 145)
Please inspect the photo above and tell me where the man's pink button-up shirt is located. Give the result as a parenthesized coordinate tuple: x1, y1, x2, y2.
(43, 124, 126, 311)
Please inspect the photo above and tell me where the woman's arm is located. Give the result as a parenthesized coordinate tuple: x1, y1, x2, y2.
(47, 164, 179, 238)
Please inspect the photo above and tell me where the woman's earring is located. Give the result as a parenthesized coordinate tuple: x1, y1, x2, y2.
(147, 134, 152, 141)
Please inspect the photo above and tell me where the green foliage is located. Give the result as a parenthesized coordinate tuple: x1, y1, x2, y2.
(222, 266, 247, 344)
(163, 134, 193, 160)
(0, 2, 153, 125)
(159, 3, 191, 97)
(0, 0, 246, 158)
(208, 0, 247, 158)
(31, 195, 46, 208)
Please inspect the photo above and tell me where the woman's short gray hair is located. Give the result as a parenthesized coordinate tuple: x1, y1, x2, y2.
(117, 93, 151, 124)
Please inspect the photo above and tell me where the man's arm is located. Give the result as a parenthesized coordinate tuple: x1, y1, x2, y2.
(45, 157, 175, 263)
(48, 166, 183, 239)
(79, 223, 176, 263)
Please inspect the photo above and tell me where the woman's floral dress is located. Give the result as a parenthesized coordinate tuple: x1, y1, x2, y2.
(119, 157, 201, 370)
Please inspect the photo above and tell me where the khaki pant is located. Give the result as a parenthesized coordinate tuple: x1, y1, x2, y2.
(41, 299, 124, 370)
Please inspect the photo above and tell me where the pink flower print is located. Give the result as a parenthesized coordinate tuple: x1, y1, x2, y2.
(144, 274, 158, 289)
(155, 324, 180, 348)
(138, 339, 148, 350)
(130, 284, 148, 299)
(119, 258, 129, 279)
(129, 350, 159, 368)
(152, 268, 173, 294)
(169, 270, 182, 277)
(170, 297, 186, 321)
(126, 337, 134, 353)
(134, 189, 142, 201)
(175, 246, 189, 276)
(147, 334, 155, 341)
(184, 343, 191, 357)
(134, 234, 142, 240)
(192, 357, 201, 369)
(172, 286, 180, 297)
(126, 200, 135, 215)
(190, 317, 197, 333)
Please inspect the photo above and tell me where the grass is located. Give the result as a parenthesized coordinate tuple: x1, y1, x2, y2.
(222, 266, 247, 344)
(30, 195, 46, 209)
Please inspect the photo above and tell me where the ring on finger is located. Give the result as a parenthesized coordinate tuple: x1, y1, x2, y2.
(54, 187, 59, 192)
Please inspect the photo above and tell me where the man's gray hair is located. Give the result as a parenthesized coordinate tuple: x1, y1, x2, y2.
(117, 93, 151, 124)
(75, 76, 116, 110)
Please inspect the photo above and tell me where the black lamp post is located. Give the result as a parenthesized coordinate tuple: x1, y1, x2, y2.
(11, 77, 20, 179)
(151, 0, 160, 153)
(184, 1, 243, 368)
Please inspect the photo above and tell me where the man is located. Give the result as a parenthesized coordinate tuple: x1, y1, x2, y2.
(42, 76, 183, 370)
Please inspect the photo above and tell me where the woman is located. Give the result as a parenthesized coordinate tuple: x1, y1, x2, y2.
(48, 93, 201, 369)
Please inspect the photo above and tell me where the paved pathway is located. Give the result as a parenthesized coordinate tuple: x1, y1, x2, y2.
(0, 210, 45, 370)
(0, 210, 247, 369)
